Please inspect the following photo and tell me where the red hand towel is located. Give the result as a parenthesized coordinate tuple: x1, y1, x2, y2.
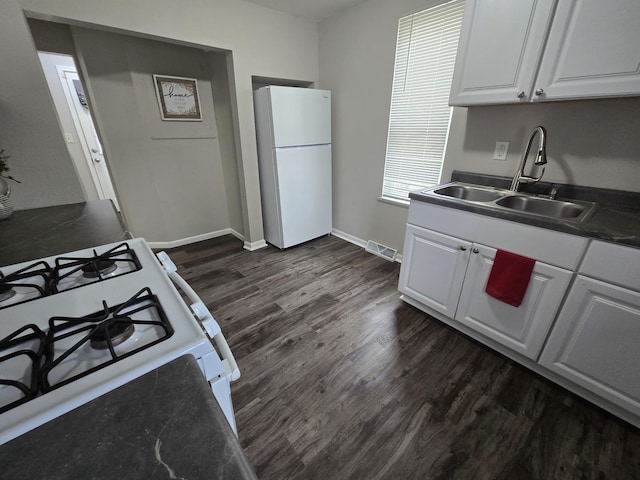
(485, 250, 536, 307)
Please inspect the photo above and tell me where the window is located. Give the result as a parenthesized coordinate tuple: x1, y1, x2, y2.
(382, 0, 465, 202)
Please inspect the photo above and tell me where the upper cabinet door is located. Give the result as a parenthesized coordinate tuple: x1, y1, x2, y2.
(534, 0, 640, 102)
(449, 0, 556, 106)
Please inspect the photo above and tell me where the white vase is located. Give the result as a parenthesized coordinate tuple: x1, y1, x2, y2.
(0, 177, 13, 220)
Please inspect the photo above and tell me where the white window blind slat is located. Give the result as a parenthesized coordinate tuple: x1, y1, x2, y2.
(382, 0, 465, 201)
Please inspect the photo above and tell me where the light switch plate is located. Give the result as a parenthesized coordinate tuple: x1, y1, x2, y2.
(493, 141, 509, 160)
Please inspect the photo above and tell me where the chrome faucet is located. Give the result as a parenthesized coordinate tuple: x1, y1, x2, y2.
(510, 126, 547, 191)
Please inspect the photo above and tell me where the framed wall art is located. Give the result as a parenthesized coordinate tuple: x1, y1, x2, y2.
(153, 74, 202, 121)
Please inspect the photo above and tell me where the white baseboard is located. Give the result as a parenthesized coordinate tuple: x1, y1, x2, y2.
(147, 228, 244, 249)
(331, 228, 367, 248)
(331, 229, 402, 263)
(243, 239, 268, 251)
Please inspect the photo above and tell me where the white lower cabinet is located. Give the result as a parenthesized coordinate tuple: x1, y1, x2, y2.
(399, 225, 471, 318)
(455, 243, 572, 360)
(539, 276, 640, 418)
(399, 224, 572, 359)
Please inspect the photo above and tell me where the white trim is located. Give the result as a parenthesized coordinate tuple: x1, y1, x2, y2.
(377, 196, 410, 208)
(331, 229, 402, 263)
(331, 228, 367, 248)
(243, 239, 268, 251)
(147, 228, 244, 249)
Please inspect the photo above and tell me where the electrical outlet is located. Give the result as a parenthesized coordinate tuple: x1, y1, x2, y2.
(493, 141, 509, 160)
(65, 133, 75, 143)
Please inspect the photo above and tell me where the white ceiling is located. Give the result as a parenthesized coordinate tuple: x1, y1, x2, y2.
(244, 0, 367, 22)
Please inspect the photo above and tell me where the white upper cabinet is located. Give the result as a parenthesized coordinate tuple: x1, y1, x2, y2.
(449, 0, 556, 105)
(450, 0, 640, 106)
(534, 0, 640, 101)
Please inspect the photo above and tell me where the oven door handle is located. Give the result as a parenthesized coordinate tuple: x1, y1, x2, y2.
(167, 270, 241, 382)
(156, 252, 240, 382)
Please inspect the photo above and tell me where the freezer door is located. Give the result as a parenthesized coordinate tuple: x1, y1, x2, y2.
(269, 86, 331, 147)
(274, 145, 332, 248)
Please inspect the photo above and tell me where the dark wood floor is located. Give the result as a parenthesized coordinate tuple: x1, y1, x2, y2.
(167, 234, 640, 480)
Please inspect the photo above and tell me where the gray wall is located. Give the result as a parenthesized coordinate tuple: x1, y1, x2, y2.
(72, 28, 232, 243)
(442, 99, 640, 191)
(319, 0, 640, 254)
(0, 0, 85, 210)
(210, 53, 244, 236)
(319, 0, 445, 253)
(18, 0, 320, 245)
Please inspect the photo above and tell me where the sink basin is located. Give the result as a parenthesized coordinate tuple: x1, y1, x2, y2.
(420, 182, 598, 223)
(432, 185, 505, 202)
(496, 195, 594, 220)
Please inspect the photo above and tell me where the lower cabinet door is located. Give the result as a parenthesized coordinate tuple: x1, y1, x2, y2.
(539, 276, 640, 417)
(398, 224, 471, 318)
(454, 243, 572, 359)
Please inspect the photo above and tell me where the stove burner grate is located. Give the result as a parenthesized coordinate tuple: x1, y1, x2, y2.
(0, 324, 46, 414)
(0, 285, 16, 303)
(40, 287, 173, 392)
(0, 261, 52, 310)
(51, 242, 142, 293)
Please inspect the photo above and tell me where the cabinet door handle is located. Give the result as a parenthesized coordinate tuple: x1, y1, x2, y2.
(517, 90, 525, 98)
(535, 88, 544, 96)
(472, 248, 479, 254)
(459, 246, 467, 251)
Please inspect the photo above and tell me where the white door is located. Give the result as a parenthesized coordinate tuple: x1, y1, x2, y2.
(455, 243, 572, 360)
(539, 275, 640, 417)
(268, 86, 331, 147)
(275, 144, 332, 248)
(398, 225, 471, 317)
(58, 67, 120, 210)
(533, 0, 640, 101)
(449, 0, 556, 105)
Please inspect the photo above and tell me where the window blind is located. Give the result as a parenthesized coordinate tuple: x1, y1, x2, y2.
(382, 0, 465, 201)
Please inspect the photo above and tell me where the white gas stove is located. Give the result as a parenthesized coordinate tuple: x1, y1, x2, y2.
(0, 238, 240, 445)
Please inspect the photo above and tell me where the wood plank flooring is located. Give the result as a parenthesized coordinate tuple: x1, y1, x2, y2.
(166, 235, 640, 480)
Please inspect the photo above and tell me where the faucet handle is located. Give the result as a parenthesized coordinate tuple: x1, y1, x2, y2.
(519, 167, 546, 184)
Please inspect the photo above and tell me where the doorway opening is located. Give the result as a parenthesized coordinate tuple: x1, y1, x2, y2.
(37, 52, 120, 211)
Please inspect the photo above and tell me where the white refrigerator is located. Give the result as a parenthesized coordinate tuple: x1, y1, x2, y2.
(253, 86, 332, 249)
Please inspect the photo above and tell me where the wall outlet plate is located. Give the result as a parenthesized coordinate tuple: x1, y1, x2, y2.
(493, 141, 509, 160)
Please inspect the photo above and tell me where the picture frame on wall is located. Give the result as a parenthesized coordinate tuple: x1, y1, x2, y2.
(153, 74, 202, 121)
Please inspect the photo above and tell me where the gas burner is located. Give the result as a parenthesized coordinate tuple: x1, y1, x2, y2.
(0, 261, 52, 310)
(89, 319, 135, 350)
(41, 287, 173, 392)
(0, 285, 16, 303)
(81, 259, 117, 279)
(52, 242, 142, 293)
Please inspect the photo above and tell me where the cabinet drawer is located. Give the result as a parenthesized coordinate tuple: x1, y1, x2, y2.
(407, 201, 587, 270)
(580, 240, 640, 290)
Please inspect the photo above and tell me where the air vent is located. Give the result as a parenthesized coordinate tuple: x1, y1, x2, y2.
(365, 240, 397, 262)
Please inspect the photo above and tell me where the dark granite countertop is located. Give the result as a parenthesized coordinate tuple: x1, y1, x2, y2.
(409, 171, 640, 249)
(0, 355, 257, 480)
(0, 200, 130, 266)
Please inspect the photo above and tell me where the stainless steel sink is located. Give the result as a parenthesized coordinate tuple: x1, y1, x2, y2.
(421, 182, 597, 223)
(433, 184, 505, 202)
(496, 195, 592, 219)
